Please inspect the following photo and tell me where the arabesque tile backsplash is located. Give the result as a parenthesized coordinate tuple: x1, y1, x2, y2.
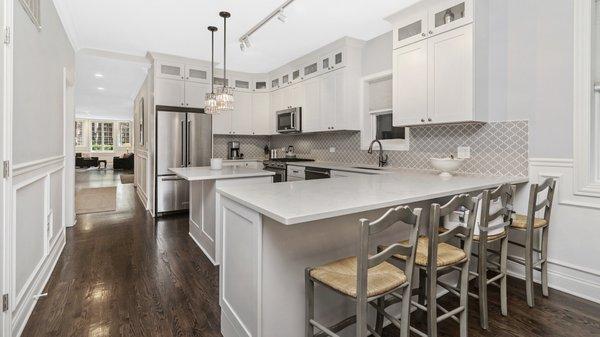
(214, 120, 528, 177)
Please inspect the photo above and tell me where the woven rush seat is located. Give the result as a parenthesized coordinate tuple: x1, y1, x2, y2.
(392, 236, 467, 267)
(474, 230, 507, 242)
(309, 256, 406, 298)
(510, 214, 548, 229)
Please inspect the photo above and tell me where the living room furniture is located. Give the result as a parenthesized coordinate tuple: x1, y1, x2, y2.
(76, 155, 99, 168)
(113, 153, 134, 171)
(98, 160, 107, 170)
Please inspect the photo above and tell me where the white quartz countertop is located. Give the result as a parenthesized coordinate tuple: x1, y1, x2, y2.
(169, 166, 274, 181)
(217, 169, 528, 225)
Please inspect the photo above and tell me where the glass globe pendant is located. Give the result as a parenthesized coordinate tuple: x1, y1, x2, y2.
(204, 26, 219, 114)
(216, 11, 234, 111)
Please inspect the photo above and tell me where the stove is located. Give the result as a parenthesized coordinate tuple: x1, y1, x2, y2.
(263, 158, 314, 182)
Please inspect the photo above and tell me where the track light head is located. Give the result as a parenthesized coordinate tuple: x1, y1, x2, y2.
(277, 9, 287, 23)
(239, 36, 251, 51)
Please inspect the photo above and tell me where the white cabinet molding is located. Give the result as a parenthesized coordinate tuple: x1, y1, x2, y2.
(573, 0, 600, 197)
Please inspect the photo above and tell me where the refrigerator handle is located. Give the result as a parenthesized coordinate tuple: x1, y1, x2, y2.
(187, 120, 191, 166)
(181, 120, 185, 167)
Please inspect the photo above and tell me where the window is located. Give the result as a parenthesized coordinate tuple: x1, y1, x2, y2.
(91, 122, 114, 152)
(74, 121, 83, 146)
(19, 0, 41, 28)
(375, 113, 405, 141)
(119, 122, 131, 146)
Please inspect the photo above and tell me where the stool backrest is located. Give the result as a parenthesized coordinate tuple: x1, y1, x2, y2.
(429, 194, 479, 267)
(356, 206, 423, 299)
(526, 177, 556, 230)
(479, 184, 516, 241)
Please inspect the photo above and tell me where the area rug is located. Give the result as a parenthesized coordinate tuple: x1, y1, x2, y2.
(76, 187, 117, 214)
(120, 174, 135, 184)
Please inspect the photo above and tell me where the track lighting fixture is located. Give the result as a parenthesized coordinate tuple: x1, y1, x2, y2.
(237, 0, 296, 52)
(277, 9, 287, 23)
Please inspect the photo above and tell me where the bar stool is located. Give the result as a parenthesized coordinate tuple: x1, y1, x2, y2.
(305, 206, 422, 337)
(387, 194, 478, 337)
(508, 178, 556, 307)
(457, 184, 515, 329)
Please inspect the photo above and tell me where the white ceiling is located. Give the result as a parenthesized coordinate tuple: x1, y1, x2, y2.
(55, 0, 419, 73)
(60, 0, 420, 120)
(75, 50, 149, 120)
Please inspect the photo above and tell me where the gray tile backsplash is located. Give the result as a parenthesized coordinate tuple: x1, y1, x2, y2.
(214, 120, 528, 177)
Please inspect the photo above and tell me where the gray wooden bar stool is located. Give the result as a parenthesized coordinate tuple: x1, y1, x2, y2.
(508, 177, 556, 307)
(388, 194, 478, 337)
(455, 184, 516, 329)
(305, 206, 422, 337)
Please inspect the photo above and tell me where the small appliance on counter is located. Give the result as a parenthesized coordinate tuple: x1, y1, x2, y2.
(285, 145, 296, 158)
(227, 141, 243, 160)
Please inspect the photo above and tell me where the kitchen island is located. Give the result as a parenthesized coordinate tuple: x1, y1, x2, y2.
(215, 169, 527, 337)
(170, 166, 274, 265)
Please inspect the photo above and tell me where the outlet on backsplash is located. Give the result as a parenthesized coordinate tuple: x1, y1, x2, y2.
(457, 146, 471, 159)
(329, 147, 336, 153)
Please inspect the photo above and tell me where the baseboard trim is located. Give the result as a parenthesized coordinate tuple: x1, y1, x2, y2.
(13, 230, 66, 337)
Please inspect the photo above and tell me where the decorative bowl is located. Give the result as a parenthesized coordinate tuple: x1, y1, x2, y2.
(430, 158, 465, 177)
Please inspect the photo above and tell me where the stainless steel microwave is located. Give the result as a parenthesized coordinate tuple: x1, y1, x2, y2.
(276, 107, 302, 133)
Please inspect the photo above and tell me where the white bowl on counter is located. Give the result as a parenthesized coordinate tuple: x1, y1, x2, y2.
(430, 158, 465, 177)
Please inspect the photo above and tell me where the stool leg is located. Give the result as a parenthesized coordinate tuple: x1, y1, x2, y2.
(478, 241, 488, 329)
(500, 236, 508, 316)
(418, 268, 427, 306)
(375, 297, 384, 335)
(541, 226, 550, 297)
(426, 265, 437, 337)
(459, 262, 470, 337)
(525, 231, 535, 308)
(305, 269, 314, 337)
(400, 283, 412, 337)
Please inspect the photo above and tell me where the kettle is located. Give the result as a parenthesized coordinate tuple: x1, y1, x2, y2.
(285, 145, 296, 158)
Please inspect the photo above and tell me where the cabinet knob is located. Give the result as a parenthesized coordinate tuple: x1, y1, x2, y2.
(421, 33, 426, 37)
(428, 118, 432, 122)
(421, 119, 425, 122)
(429, 30, 434, 35)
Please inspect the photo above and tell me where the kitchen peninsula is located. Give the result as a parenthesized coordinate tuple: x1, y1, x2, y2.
(170, 166, 274, 265)
(216, 169, 527, 337)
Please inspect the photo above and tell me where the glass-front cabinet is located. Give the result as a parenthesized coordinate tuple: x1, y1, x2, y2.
(254, 80, 268, 91)
(185, 65, 209, 83)
(429, 0, 472, 36)
(393, 13, 428, 49)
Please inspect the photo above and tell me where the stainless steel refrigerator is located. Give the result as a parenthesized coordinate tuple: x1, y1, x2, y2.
(155, 108, 212, 215)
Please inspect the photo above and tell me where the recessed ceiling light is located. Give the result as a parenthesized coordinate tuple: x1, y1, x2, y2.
(94, 73, 104, 78)
(97, 87, 106, 91)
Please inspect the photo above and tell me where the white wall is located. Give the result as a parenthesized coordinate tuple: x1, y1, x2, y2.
(10, 0, 74, 335)
(133, 75, 150, 210)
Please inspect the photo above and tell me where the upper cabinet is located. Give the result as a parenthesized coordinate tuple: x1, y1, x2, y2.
(387, 0, 488, 127)
(157, 61, 185, 80)
(185, 65, 210, 83)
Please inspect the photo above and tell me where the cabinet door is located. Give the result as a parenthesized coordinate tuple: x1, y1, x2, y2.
(184, 82, 210, 108)
(155, 78, 185, 107)
(157, 61, 185, 80)
(233, 78, 252, 93)
(269, 90, 283, 133)
(212, 110, 232, 134)
(303, 60, 319, 80)
(330, 49, 345, 70)
(280, 87, 292, 109)
(303, 79, 321, 133)
(252, 93, 271, 135)
(427, 24, 473, 124)
(232, 91, 253, 135)
(185, 65, 210, 83)
(319, 71, 337, 131)
(290, 83, 305, 109)
(393, 12, 428, 49)
(393, 40, 428, 126)
(429, 0, 473, 36)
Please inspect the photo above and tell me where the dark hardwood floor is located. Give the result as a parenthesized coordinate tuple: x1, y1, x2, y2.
(22, 170, 600, 337)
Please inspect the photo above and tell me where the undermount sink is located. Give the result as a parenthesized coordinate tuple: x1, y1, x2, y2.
(351, 166, 384, 171)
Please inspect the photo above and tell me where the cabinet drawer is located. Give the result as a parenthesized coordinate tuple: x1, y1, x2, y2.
(287, 165, 305, 179)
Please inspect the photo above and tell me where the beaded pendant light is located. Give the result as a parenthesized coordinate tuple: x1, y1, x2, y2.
(204, 26, 219, 114)
(216, 11, 234, 111)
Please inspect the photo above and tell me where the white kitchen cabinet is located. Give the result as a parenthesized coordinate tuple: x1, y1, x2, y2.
(157, 61, 185, 80)
(280, 87, 292, 109)
(290, 83, 305, 109)
(392, 12, 428, 49)
(212, 110, 232, 134)
(252, 93, 271, 135)
(392, 40, 428, 126)
(232, 91, 253, 135)
(185, 65, 210, 83)
(155, 78, 185, 107)
(184, 82, 210, 109)
(429, 0, 473, 36)
(302, 79, 321, 133)
(428, 24, 473, 123)
(320, 70, 345, 131)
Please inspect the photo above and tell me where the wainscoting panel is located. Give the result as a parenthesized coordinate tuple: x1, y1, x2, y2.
(508, 158, 600, 303)
(135, 151, 149, 210)
(9, 156, 67, 337)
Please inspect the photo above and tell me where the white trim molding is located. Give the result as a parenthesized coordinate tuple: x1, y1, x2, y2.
(573, 0, 600, 197)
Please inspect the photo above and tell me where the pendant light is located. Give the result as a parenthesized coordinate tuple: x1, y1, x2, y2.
(216, 11, 234, 111)
(204, 26, 219, 114)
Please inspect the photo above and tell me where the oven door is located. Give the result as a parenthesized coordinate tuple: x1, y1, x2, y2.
(263, 167, 286, 183)
(305, 167, 331, 180)
(276, 108, 299, 133)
